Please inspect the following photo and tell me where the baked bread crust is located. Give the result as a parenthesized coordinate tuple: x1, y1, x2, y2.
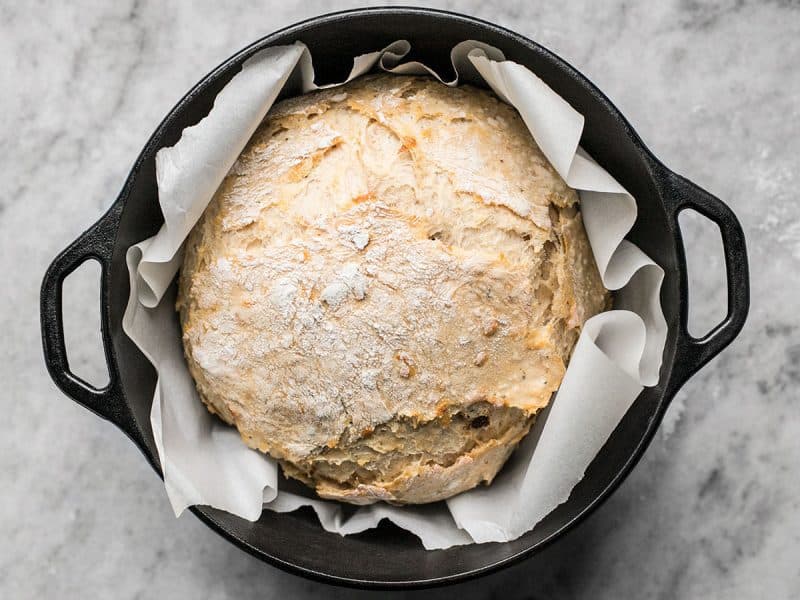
(177, 75, 609, 504)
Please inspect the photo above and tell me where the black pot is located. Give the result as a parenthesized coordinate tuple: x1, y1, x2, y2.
(40, 7, 749, 589)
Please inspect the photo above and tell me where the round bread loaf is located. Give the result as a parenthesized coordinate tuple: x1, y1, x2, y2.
(177, 74, 610, 505)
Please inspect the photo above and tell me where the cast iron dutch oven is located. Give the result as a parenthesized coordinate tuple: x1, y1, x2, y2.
(40, 7, 749, 589)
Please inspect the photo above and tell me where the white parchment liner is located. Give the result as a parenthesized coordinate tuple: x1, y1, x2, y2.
(122, 41, 667, 550)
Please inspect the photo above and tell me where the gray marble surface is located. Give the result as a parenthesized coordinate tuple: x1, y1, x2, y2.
(1, 0, 798, 597)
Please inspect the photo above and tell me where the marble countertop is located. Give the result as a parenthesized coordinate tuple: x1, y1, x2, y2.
(2, 1, 798, 598)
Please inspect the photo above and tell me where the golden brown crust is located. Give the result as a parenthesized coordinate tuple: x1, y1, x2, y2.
(177, 74, 610, 504)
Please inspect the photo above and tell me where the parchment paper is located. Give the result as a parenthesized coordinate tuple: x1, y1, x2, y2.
(122, 40, 667, 549)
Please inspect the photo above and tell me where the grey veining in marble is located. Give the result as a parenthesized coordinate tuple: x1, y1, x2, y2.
(1, 1, 798, 598)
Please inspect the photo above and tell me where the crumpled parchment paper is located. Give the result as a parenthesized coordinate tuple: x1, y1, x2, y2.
(122, 40, 667, 549)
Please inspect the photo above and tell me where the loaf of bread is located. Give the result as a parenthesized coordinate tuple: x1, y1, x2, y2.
(177, 74, 610, 505)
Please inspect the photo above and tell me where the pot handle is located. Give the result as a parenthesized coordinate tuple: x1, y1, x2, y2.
(667, 172, 749, 384)
(40, 206, 129, 428)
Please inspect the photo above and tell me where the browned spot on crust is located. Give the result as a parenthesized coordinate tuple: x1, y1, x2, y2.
(482, 318, 499, 337)
(351, 191, 375, 204)
(401, 136, 417, 152)
(435, 400, 451, 417)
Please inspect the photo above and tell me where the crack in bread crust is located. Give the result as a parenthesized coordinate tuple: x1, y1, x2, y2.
(177, 74, 610, 504)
